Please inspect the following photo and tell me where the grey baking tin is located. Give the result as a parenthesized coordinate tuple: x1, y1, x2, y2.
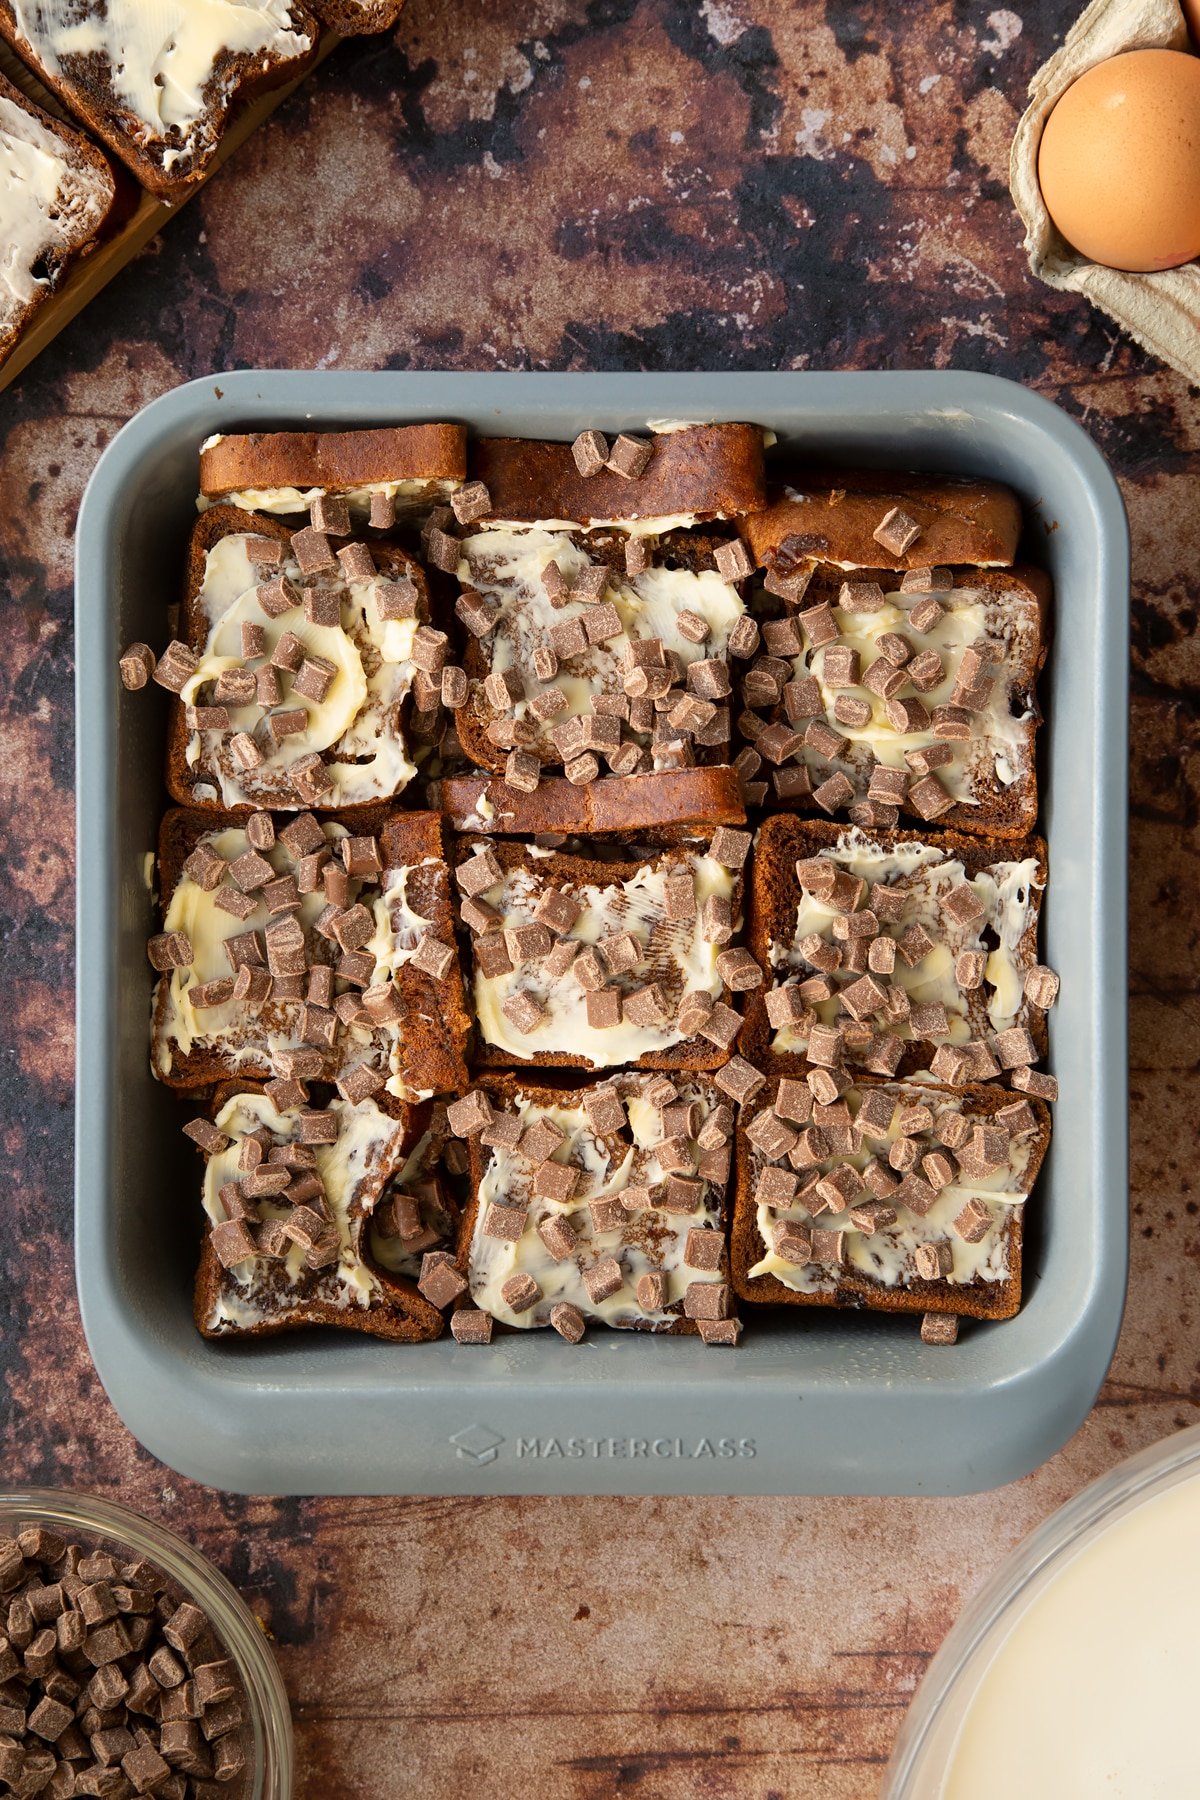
(75, 372, 1128, 1497)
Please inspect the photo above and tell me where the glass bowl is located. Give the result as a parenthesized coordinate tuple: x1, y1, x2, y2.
(0, 1488, 293, 1797)
(883, 1422, 1200, 1796)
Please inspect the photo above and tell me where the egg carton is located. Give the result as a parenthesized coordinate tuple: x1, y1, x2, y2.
(1010, 0, 1200, 381)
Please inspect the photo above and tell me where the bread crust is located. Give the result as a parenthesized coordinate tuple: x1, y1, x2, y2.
(0, 3, 321, 197)
(0, 71, 118, 371)
(151, 806, 471, 1097)
(730, 1073, 1050, 1321)
(472, 424, 767, 526)
(741, 469, 1022, 575)
(741, 814, 1048, 1077)
(165, 504, 426, 814)
(457, 839, 743, 1073)
(438, 766, 746, 839)
(455, 1071, 734, 1335)
(193, 1079, 445, 1341)
(199, 423, 467, 497)
(753, 564, 1050, 839)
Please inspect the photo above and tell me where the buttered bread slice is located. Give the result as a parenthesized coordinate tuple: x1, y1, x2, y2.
(743, 816, 1049, 1083)
(189, 1081, 444, 1341)
(735, 565, 1049, 836)
(149, 807, 470, 1100)
(448, 1072, 737, 1341)
(0, 72, 117, 372)
(164, 506, 428, 812)
(741, 468, 1022, 578)
(198, 422, 468, 522)
(0, 1, 320, 197)
(455, 830, 757, 1073)
(731, 1073, 1049, 1322)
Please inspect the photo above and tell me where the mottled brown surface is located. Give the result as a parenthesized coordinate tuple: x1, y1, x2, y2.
(0, 3, 1194, 1795)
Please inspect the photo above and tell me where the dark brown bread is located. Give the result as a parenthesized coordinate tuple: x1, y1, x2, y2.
(151, 806, 471, 1097)
(0, 2, 320, 198)
(193, 1080, 445, 1342)
(165, 504, 426, 813)
(730, 1073, 1050, 1321)
(439, 766, 746, 839)
(472, 424, 768, 526)
(455, 1071, 733, 1336)
(741, 469, 1022, 576)
(311, 0, 407, 31)
(0, 71, 118, 370)
(458, 838, 744, 1072)
(199, 422, 467, 498)
(743, 564, 1050, 839)
(741, 814, 1048, 1077)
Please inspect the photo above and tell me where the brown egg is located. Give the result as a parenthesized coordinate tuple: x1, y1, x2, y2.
(1038, 49, 1200, 272)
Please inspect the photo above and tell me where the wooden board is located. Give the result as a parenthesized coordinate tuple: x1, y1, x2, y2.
(0, 31, 342, 394)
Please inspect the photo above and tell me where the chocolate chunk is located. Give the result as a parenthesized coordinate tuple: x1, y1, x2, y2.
(119, 643, 155, 690)
(582, 1257, 623, 1303)
(571, 429, 608, 477)
(255, 574, 300, 619)
(550, 1303, 586, 1343)
(1024, 964, 1060, 1009)
(501, 1272, 541, 1314)
(146, 932, 192, 972)
(151, 641, 198, 693)
(450, 1309, 493, 1344)
(337, 542, 376, 583)
(606, 433, 652, 478)
(418, 1253, 468, 1309)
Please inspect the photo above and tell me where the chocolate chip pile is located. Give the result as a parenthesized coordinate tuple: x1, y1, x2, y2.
(0, 1526, 248, 1797)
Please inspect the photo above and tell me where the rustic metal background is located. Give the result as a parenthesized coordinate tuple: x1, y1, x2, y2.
(0, 3, 1190, 1794)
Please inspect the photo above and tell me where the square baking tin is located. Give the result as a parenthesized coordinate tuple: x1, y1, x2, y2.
(75, 371, 1129, 1496)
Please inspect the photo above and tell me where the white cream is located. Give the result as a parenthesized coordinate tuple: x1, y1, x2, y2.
(748, 1084, 1034, 1295)
(789, 582, 1039, 805)
(470, 854, 733, 1069)
(10, 2, 311, 159)
(197, 475, 461, 515)
(180, 532, 417, 808)
(768, 829, 1042, 1062)
(468, 1080, 725, 1329)
(942, 1470, 1200, 1799)
(201, 1089, 400, 1328)
(0, 92, 110, 319)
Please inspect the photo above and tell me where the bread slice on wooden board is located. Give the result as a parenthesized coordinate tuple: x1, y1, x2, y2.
(151, 806, 470, 1100)
(0, 69, 117, 371)
(451, 1070, 735, 1337)
(730, 1072, 1050, 1322)
(455, 834, 752, 1073)
(438, 765, 746, 839)
(191, 1079, 445, 1341)
(736, 564, 1050, 838)
(198, 422, 468, 516)
(741, 469, 1022, 578)
(165, 505, 427, 813)
(0, 2, 320, 199)
(310, 0, 408, 32)
(452, 525, 746, 776)
(742, 815, 1048, 1081)
(472, 423, 768, 530)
